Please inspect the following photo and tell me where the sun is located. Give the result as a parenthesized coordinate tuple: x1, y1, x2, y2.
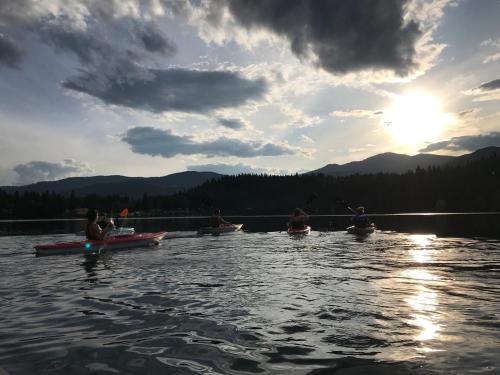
(383, 91, 452, 147)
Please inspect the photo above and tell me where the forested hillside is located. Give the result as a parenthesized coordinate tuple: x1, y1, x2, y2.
(1, 153, 499, 219)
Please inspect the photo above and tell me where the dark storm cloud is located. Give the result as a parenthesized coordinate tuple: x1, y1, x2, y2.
(137, 23, 177, 56)
(419, 132, 500, 153)
(477, 78, 500, 91)
(0, 1, 179, 72)
(38, 17, 176, 67)
(0, 33, 22, 69)
(13, 159, 92, 185)
(63, 68, 267, 113)
(216, 0, 422, 75)
(217, 118, 246, 129)
(122, 126, 297, 158)
(39, 19, 109, 64)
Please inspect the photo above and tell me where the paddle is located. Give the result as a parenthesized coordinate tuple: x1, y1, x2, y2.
(340, 199, 357, 215)
(118, 208, 128, 227)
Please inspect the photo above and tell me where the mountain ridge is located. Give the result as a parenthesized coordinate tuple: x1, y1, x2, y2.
(308, 147, 500, 176)
(1, 171, 222, 197)
(2, 147, 499, 197)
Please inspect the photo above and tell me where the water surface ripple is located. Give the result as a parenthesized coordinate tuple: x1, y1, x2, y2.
(1, 231, 499, 374)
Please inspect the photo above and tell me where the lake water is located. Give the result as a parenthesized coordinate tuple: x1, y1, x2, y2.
(1, 226, 499, 374)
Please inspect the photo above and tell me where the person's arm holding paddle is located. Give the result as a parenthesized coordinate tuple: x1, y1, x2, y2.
(86, 209, 114, 240)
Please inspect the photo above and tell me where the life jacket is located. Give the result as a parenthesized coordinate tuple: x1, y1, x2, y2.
(353, 215, 370, 228)
(210, 216, 222, 228)
(289, 216, 305, 229)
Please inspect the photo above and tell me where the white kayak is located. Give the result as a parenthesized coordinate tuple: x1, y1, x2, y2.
(198, 224, 243, 235)
(346, 225, 376, 235)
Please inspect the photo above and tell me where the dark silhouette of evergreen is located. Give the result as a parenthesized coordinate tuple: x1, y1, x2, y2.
(0, 153, 499, 219)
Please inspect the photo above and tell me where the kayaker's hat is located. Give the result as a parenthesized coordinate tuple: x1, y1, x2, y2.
(294, 208, 301, 216)
(356, 206, 365, 214)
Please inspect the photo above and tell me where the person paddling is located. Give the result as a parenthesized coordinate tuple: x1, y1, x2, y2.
(86, 209, 115, 240)
(288, 208, 309, 229)
(210, 208, 231, 228)
(348, 206, 372, 228)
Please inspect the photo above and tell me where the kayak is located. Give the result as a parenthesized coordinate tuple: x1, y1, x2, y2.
(198, 224, 243, 235)
(346, 225, 376, 235)
(34, 232, 167, 256)
(287, 225, 311, 235)
(76, 227, 135, 237)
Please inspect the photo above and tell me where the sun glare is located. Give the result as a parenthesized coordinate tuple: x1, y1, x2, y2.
(384, 92, 452, 147)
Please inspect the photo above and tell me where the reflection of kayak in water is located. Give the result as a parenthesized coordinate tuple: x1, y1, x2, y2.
(287, 225, 311, 235)
(346, 225, 376, 235)
(34, 232, 167, 256)
(198, 224, 243, 235)
(76, 227, 135, 237)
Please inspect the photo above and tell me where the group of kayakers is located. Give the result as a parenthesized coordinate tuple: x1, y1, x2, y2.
(85, 205, 373, 240)
(286, 205, 372, 230)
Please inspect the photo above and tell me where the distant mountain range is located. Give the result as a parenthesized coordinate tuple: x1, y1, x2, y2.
(1, 171, 222, 197)
(307, 146, 500, 176)
(2, 147, 499, 197)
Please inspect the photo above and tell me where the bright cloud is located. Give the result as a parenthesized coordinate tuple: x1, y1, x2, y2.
(330, 109, 383, 119)
(187, 162, 288, 175)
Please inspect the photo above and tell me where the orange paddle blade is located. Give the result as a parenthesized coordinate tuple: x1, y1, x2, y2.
(119, 208, 129, 217)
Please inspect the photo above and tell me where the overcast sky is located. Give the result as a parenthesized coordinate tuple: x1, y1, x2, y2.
(1, 0, 499, 185)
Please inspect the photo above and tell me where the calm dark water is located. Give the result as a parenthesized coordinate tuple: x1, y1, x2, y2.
(1, 229, 499, 374)
(1, 213, 500, 238)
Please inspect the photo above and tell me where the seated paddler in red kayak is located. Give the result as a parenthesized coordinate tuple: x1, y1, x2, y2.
(86, 209, 115, 240)
(210, 208, 231, 228)
(287, 208, 309, 229)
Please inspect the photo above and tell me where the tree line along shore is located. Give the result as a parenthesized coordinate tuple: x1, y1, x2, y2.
(1, 154, 499, 220)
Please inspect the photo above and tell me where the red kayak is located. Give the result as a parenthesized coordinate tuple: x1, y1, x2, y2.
(34, 232, 167, 256)
(287, 225, 311, 235)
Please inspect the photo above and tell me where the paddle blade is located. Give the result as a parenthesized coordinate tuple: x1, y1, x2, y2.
(119, 208, 129, 217)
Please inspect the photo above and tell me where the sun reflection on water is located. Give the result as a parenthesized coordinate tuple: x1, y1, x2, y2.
(404, 234, 442, 348)
(412, 315, 440, 341)
(409, 234, 436, 263)
(408, 234, 436, 248)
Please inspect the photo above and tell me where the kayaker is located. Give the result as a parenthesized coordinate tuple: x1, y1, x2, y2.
(210, 208, 231, 228)
(97, 214, 109, 229)
(86, 209, 115, 240)
(349, 206, 372, 228)
(288, 208, 309, 229)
